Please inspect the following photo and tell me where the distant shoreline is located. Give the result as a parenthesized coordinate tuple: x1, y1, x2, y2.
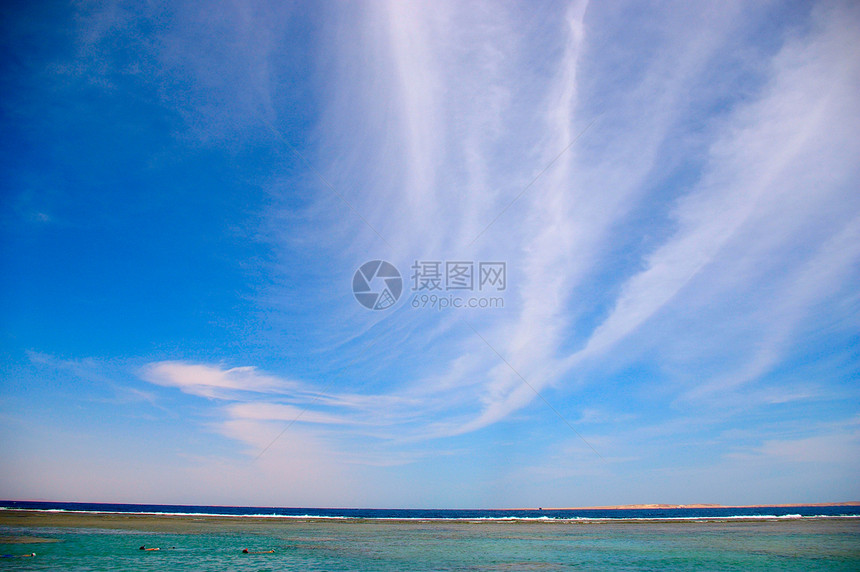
(5, 500, 860, 511)
(514, 502, 860, 511)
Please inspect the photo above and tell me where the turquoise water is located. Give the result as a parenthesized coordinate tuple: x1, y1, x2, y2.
(2, 518, 859, 571)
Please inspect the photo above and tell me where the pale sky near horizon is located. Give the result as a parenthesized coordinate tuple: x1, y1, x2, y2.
(1, 0, 859, 509)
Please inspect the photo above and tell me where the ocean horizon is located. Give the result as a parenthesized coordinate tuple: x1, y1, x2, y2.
(3, 499, 860, 521)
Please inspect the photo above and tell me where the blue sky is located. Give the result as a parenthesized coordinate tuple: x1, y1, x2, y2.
(1, 0, 858, 508)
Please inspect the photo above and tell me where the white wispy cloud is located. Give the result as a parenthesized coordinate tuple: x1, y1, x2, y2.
(53, 0, 859, 499)
(441, 0, 772, 430)
(141, 361, 300, 398)
(148, 0, 859, 446)
(561, 1, 860, 386)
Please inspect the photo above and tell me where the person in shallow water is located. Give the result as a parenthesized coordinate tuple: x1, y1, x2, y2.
(242, 548, 275, 554)
(138, 545, 159, 551)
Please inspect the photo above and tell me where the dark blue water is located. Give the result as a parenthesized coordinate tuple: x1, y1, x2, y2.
(2, 500, 858, 520)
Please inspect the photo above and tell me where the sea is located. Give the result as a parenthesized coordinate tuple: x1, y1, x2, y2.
(2, 501, 859, 570)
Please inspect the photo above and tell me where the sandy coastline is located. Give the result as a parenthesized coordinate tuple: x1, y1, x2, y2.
(515, 502, 860, 510)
